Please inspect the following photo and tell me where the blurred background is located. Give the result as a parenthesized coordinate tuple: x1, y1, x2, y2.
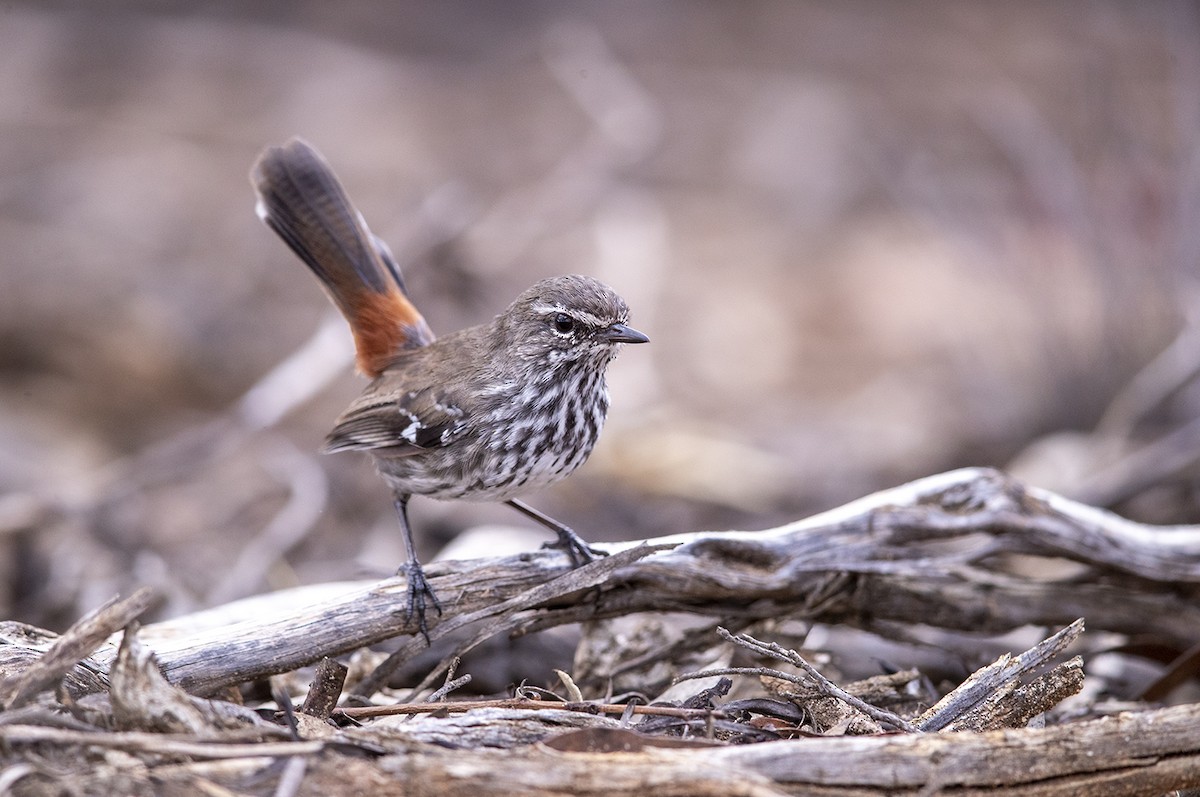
(3, 0, 1200, 630)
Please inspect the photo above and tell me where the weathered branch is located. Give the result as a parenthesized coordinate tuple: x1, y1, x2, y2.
(114, 467, 1200, 694)
(916, 618, 1084, 731)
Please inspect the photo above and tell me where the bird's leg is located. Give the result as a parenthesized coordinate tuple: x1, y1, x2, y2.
(394, 495, 442, 642)
(504, 499, 607, 567)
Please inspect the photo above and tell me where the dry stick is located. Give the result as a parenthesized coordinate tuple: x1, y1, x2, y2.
(428, 674, 472, 704)
(943, 656, 1085, 732)
(298, 658, 348, 720)
(272, 680, 301, 740)
(1077, 414, 1200, 507)
(426, 657, 471, 703)
(915, 618, 1084, 732)
(338, 697, 729, 721)
(0, 587, 155, 710)
(1095, 310, 1200, 437)
(352, 543, 673, 699)
(677, 628, 918, 733)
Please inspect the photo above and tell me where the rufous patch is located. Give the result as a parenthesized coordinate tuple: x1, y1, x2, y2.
(348, 288, 433, 376)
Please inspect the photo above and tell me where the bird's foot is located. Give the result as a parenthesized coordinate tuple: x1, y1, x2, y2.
(543, 526, 608, 568)
(398, 560, 443, 643)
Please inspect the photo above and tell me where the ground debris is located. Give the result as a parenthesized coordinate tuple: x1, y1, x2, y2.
(2, 470, 1200, 795)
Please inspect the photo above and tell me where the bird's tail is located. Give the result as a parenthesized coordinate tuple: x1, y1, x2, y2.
(251, 138, 434, 376)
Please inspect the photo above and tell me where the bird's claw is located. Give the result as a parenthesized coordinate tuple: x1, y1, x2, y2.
(399, 560, 443, 644)
(543, 527, 608, 568)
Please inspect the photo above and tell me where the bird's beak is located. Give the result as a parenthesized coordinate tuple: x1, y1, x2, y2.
(601, 323, 649, 344)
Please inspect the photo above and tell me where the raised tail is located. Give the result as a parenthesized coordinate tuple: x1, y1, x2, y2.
(251, 138, 434, 376)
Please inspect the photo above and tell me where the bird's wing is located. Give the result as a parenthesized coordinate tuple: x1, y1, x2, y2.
(321, 387, 469, 456)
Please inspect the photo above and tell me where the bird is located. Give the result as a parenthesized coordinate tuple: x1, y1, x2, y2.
(250, 138, 648, 638)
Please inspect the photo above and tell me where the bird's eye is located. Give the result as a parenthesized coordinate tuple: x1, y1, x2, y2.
(552, 313, 576, 335)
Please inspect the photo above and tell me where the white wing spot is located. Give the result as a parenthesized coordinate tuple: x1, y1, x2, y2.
(397, 408, 423, 444)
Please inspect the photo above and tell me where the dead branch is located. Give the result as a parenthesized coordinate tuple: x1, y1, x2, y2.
(138, 543, 671, 694)
(112, 467, 1200, 694)
(916, 618, 1084, 731)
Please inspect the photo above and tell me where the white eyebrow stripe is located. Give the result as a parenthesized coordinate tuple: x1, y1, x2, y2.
(530, 302, 608, 328)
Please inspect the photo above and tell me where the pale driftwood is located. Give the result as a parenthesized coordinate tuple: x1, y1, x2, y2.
(112, 467, 1200, 695)
(0, 624, 108, 701)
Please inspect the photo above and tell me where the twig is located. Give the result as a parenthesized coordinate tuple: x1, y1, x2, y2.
(427, 658, 471, 703)
(1075, 413, 1200, 507)
(272, 680, 300, 740)
(427, 675, 472, 704)
(1096, 306, 1200, 437)
(1140, 639, 1200, 702)
(702, 627, 919, 733)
